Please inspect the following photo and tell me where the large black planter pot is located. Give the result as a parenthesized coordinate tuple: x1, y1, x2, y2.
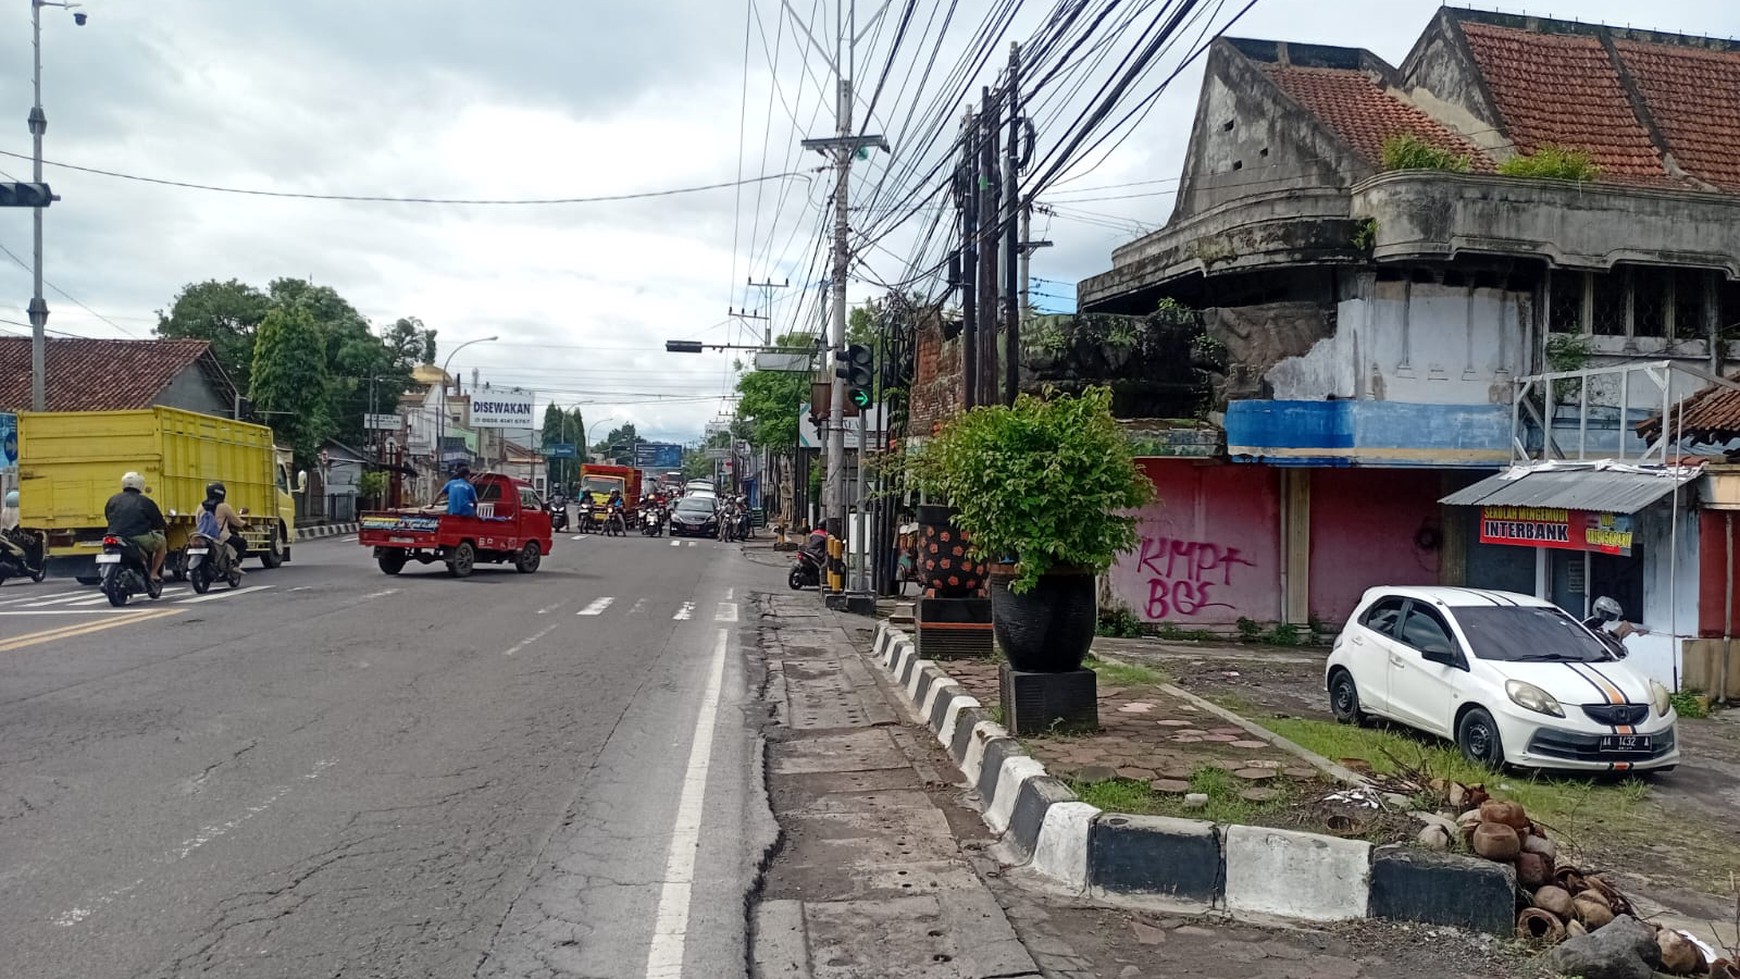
(915, 504, 984, 599)
(989, 567, 1097, 673)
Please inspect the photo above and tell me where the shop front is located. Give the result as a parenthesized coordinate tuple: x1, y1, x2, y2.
(1442, 463, 1702, 689)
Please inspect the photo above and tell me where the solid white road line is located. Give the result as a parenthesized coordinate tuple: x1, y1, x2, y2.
(642, 628, 729, 979)
(714, 603, 738, 623)
(673, 602, 694, 621)
(577, 597, 614, 616)
(177, 585, 274, 605)
(503, 623, 561, 657)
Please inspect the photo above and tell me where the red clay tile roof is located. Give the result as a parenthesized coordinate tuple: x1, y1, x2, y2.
(0, 337, 218, 412)
(1458, 22, 1681, 188)
(1638, 380, 1740, 442)
(1262, 65, 1494, 172)
(1613, 39, 1740, 193)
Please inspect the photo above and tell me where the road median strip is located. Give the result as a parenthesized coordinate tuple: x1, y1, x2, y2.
(867, 619, 1514, 934)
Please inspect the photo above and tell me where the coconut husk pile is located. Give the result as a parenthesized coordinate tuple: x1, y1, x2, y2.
(1430, 793, 1706, 975)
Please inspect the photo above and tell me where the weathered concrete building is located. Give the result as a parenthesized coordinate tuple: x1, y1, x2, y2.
(1077, 7, 1740, 646)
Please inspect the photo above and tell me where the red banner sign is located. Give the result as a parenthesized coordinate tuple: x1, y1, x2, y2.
(1480, 506, 1633, 556)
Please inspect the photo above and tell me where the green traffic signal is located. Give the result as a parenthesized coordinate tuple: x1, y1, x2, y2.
(849, 388, 872, 409)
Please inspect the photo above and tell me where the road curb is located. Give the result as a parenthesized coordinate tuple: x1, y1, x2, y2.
(867, 620, 1515, 934)
(294, 522, 359, 540)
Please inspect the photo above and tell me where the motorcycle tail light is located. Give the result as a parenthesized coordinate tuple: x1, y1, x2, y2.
(101, 535, 121, 546)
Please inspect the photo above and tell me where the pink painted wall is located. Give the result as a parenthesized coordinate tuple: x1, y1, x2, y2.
(1109, 459, 1281, 626)
(1307, 468, 1443, 623)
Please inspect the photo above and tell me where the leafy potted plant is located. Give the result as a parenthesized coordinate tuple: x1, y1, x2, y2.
(914, 386, 1154, 671)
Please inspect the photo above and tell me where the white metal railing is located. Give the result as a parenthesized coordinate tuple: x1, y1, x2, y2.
(1511, 360, 1740, 465)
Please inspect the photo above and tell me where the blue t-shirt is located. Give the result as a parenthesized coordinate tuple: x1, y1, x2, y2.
(445, 478, 478, 516)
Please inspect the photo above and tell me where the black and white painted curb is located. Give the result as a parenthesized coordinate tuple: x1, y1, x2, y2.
(294, 522, 359, 540)
(870, 622, 1517, 935)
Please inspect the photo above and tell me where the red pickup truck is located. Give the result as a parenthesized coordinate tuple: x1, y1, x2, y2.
(358, 472, 554, 577)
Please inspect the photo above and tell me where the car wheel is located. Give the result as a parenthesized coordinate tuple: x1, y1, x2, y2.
(514, 541, 541, 574)
(447, 541, 476, 578)
(1456, 706, 1505, 770)
(1328, 669, 1365, 726)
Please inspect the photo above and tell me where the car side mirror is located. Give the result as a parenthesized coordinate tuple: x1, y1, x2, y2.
(1422, 644, 1459, 667)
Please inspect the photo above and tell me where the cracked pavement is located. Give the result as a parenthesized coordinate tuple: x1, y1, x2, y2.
(0, 532, 776, 978)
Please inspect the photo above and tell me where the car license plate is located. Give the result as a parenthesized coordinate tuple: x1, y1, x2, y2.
(187, 548, 209, 556)
(95, 553, 121, 564)
(1600, 734, 1652, 753)
(390, 537, 415, 544)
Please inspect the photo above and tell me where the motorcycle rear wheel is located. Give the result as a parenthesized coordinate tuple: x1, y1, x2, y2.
(190, 562, 212, 594)
(788, 566, 805, 590)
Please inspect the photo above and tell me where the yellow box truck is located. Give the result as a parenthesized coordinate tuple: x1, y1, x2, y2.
(16, 407, 305, 582)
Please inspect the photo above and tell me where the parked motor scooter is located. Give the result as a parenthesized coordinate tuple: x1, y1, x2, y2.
(97, 534, 163, 607)
(0, 530, 48, 586)
(789, 545, 824, 590)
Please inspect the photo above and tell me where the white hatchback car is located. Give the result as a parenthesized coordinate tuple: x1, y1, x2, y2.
(1326, 587, 1678, 773)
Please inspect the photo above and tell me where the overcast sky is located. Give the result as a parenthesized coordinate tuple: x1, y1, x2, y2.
(0, 1, 1731, 444)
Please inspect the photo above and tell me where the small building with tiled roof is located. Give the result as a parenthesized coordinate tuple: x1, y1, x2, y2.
(0, 336, 239, 416)
(1073, 7, 1740, 663)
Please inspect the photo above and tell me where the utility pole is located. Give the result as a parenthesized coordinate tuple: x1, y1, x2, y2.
(743, 277, 790, 344)
(1003, 44, 1022, 407)
(958, 108, 978, 409)
(978, 86, 1001, 408)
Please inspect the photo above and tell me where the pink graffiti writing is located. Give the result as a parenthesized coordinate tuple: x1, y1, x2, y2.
(1138, 536, 1256, 619)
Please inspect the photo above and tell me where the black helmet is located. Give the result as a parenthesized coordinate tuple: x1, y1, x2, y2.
(206, 482, 227, 501)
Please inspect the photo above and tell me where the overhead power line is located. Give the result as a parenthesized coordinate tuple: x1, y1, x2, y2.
(0, 148, 810, 206)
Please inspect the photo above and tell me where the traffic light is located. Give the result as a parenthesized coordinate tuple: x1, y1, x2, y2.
(0, 183, 55, 208)
(835, 343, 873, 409)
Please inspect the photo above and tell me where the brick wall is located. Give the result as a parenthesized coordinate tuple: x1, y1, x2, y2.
(909, 312, 963, 436)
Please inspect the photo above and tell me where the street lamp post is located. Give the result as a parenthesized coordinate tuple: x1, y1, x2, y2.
(27, 0, 84, 412)
(434, 336, 498, 480)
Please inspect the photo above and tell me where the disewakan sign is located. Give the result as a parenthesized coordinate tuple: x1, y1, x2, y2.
(1480, 506, 1633, 557)
(469, 390, 535, 428)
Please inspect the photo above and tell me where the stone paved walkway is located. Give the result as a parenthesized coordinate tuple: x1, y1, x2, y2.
(945, 660, 1321, 800)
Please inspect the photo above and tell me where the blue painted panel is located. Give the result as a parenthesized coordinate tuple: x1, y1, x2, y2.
(1225, 401, 1511, 468)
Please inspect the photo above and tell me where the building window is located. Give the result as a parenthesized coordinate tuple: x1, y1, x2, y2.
(1591, 272, 1626, 336)
(1549, 271, 1585, 334)
(1674, 269, 1709, 340)
(1632, 268, 1670, 338)
(1723, 278, 1740, 340)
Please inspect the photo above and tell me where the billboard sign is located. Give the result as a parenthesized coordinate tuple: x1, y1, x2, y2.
(0, 412, 15, 473)
(1480, 506, 1633, 557)
(363, 413, 400, 431)
(634, 442, 684, 469)
(470, 390, 536, 428)
(798, 402, 885, 450)
(546, 443, 578, 459)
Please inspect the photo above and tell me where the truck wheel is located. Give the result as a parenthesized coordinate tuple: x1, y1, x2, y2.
(377, 551, 407, 575)
(515, 541, 542, 574)
(447, 541, 476, 578)
(260, 527, 285, 569)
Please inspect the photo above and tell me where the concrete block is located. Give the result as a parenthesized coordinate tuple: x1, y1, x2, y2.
(939, 696, 981, 754)
(974, 738, 1026, 803)
(959, 721, 1005, 787)
(1369, 845, 1517, 936)
(1224, 824, 1370, 922)
(1032, 801, 1098, 892)
(872, 622, 894, 659)
(923, 682, 964, 733)
(912, 664, 946, 711)
(1006, 776, 1075, 859)
(903, 658, 934, 701)
(887, 639, 914, 673)
(1087, 813, 1222, 905)
(986, 755, 1049, 833)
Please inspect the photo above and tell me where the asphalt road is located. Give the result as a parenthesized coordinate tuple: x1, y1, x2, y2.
(0, 528, 781, 979)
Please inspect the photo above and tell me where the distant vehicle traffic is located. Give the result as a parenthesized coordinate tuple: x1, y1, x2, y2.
(668, 496, 718, 538)
(1326, 587, 1678, 774)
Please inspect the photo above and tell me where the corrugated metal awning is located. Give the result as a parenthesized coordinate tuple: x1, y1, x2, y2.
(1440, 463, 1701, 513)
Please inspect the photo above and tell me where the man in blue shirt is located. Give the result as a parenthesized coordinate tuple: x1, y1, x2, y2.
(443, 464, 478, 516)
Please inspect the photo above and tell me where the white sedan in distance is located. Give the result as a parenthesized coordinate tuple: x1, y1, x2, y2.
(1325, 587, 1678, 773)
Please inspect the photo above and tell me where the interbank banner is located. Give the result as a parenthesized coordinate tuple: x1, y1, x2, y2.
(1480, 506, 1633, 556)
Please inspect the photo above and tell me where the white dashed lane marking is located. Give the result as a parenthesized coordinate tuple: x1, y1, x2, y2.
(673, 602, 695, 621)
(577, 597, 614, 616)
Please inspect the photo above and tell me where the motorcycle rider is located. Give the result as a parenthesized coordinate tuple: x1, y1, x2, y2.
(607, 488, 626, 531)
(104, 471, 168, 582)
(1583, 595, 1642, 657)
(0, 488, 45, 573)
(196, 482, 249, 574)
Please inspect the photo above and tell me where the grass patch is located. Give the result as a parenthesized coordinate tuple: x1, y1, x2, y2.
(1068, 765, 1298, 824)
(1671, 688, 1711, 720)
(1498, 145, 1600, 181)
(1264, 714, 1740, 892)
(1381, 133, 1471, 173)
(1070, 777, 1163, 815)
(988, 705, 1005, 726)
(1086, 656, 1167, 688)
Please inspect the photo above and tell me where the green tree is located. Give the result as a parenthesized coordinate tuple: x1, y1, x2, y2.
(385, 316, 438, 367)
(593, 423, 644, 464)
(541, 405, 586, 489)
(155, 279, 272, 393)
(734, 331, 815, 450)
(250, 306, 332, 464)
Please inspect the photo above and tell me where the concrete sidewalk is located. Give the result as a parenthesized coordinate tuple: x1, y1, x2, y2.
(750, 593, 1044, 978)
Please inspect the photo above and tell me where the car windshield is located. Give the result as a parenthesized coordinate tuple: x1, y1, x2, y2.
(675, 499, 714, 514)
(1453, 605, 1616, 663)
(581, 476, 623, 496)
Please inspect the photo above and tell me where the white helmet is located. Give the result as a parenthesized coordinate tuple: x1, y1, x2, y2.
(121, 471, 146, 492)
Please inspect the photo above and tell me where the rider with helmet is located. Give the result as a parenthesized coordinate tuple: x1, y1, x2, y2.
(197, 481, 249, 572)
(1, 488, 45, 573)
(104, 472, 168, 582)
(1583, 596, 1640, 658)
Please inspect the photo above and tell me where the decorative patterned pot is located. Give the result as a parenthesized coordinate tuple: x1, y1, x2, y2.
(989, 564, 1097, 673)
(916, 504, 984, 599)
